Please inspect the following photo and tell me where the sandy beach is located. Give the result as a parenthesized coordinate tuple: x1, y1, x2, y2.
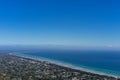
(10, 52, 119, 78)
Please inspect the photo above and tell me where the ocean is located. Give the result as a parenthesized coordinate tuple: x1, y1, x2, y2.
(12, 50, 120, 77)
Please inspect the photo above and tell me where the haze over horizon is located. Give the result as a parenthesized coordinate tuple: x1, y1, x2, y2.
(0, 0, 120, 48)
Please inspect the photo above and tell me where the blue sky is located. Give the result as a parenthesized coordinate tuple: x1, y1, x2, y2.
(0, 0, 120, 47)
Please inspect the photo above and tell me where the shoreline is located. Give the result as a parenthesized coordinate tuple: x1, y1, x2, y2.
(9, 52, 119, 78)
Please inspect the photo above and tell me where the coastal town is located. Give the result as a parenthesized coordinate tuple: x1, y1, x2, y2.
(0, 53, 119, 80)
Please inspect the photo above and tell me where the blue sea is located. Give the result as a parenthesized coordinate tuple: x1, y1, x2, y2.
(12, 50, 120, 77)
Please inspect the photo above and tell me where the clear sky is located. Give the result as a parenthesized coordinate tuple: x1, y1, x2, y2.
(0, 0, 120, 47)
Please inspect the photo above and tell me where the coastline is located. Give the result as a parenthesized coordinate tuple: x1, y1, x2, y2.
(10, 52, 119, 78)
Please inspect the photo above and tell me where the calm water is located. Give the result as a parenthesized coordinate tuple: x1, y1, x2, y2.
(13, 50, 120, 76)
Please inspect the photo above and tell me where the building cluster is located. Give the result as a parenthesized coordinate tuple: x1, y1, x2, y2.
(0, 53, 119, 80)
